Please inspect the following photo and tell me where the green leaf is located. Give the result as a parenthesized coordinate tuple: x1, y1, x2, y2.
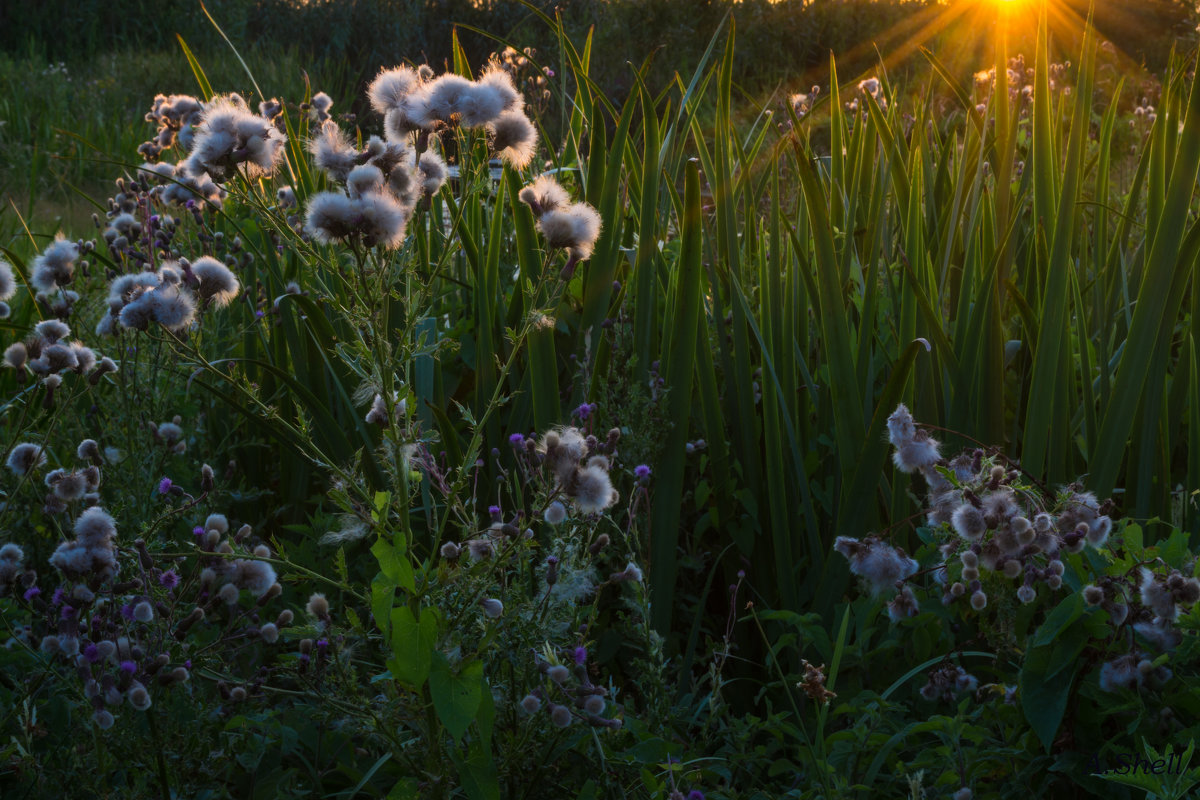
(388, 607, 436, 688)
(371, 539, 415, 595)
(429, 653, 484, 742)
(1020, 634, 1080, 751)
(1032, 593, 1084, 647)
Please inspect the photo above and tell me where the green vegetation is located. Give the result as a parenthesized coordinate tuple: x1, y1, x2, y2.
(2, 2, 1200, 798)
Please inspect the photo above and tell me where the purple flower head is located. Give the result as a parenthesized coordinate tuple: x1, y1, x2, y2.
(488, 505, 501, 518)
(687, 792, 705, 800)
(573, 646, 587, 666)
(192, 526, 204, 538)
(185, 199, 197, 210)
(51, 588, 66, 606)
(60, 605, 76, 620)
(119, 660, 137, 674)
(255, 311, 265, 319)
(157, 477, 173, 495)
(183, 659, 192, 669)
(316, 639, 329, 649)
(574, 402, 595, 420)
(120, 603, 134, 621)
(545, 67, 555, 77)
(159, 570, 180, 589)
(298, 653, 310, 664)
(83, 643, 100, 663)
(546, 555, 560, 566)
(23, 587, 41, 602)
(634, 464, 651, 479)
(508, 433, 525, 447)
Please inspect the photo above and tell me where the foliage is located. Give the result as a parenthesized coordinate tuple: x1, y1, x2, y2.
(2, 5, 1200, 799)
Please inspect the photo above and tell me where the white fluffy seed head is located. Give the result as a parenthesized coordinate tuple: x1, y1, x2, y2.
(368, 66, 422, 115)
(190, 256, 240, 308)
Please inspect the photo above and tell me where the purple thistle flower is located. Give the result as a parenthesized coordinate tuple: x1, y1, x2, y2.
(634, 464, 651, 479)
(488, 505, 501, 516)
(23, 587, 41, 602)
(192, 526, 204, 538)
(298, 653, 310, 664)
(60, 605, 76, 620)
(508, 433, 525, 447)
(157, 477, 173, 495)
(183, 660, 192, 669)
(573, 646, 587, 666)
(687, 792, 705, 800)
(316, 639, 329, 649)
(119, 660, 137, 674)
(574, 402, 595, 420)
(120, 603, 134, 621)
(83, 643, 100, 663)
(255, 311, 265, 319)
(546, 555, 559, 566)
(159, 570, 180, 589)
(51, 588, 65, 606)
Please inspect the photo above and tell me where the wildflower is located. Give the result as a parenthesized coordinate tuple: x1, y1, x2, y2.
(417, 152, 448, 196)
(133, 601, 154, 622)
(488, 111, 538, 168)
(520, 694, 542, 714)
(1099, 653, 1144, 693)
(539, 427, 588, 483)
(481, 598, 504, 618)
(0, 258, 15, 302)
(568, 465, 617, 514)
(439, 541, 461, 560)
(1017, 585, 1036, 604)
(217, 583, 239, 604)
(30, 237, 79, 293)
(306, 593, 330, 619)
(518, 175, 570, 216)
(466, 538, 495, 560)
(615, 561, 643, 583)
(190, 95, 286, 180)
(886, 586, 920, 621)
(833, 536, 918, 595)
(49, 507, 119, 581)
(549, 703, 572, 728)
(53, 471, 87, 501)
(190, 256, 240, 308)
(951, 505, 987, 542)
(260, 623, 279, 644)
(6, 442, 46, 476)
(157, 477, 173, 495)
(309, 121, 359, 182)
(970, 590, 987, 611)
(573, 646, 588, 665)
(886, 404, 916, 447)
(892, 433, 940, 474)
(584, 695, 605, 715)
(159, 570, 180, 589)
(232, 559, 277, 597)
(93, 710, 115, 729)
(536, 204, 602, 261)
(369, 66, 423, 116)
(1140, 568, 1176, 619)
(1086, 516, 1112, 548)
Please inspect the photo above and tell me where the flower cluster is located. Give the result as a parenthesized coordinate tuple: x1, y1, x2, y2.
(520, 646, 622, 732)
(96, 255, 239, 335)
(519, 175, 602, 277)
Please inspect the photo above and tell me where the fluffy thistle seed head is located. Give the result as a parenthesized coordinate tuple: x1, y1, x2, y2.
(190, 256, 240, 308)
